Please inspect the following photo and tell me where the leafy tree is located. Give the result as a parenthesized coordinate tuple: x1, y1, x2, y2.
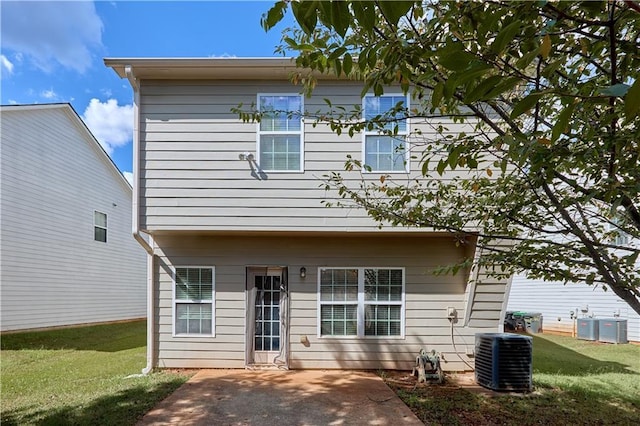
(259, 1, 640, 314)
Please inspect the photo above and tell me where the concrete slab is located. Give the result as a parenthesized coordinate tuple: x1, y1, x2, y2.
(137, 369, 423, 425)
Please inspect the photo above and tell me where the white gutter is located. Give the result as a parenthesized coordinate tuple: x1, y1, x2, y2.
(125, 65, 155, 375)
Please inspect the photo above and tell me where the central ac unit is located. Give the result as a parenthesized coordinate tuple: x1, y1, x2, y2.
(475, 333, 533, 392)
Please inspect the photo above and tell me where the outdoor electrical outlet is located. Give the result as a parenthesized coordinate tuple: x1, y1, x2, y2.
(466, 346, 475, 357)
(446, 307, 457, 319)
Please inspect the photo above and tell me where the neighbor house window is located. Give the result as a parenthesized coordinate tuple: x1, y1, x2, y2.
(174, 267, 215, 336)
(363, 94, 408, 172)
(319, 267, 404, 338)
(94, 211, 107, 242)
(610, 215, 630, 246)
(258, 94, 303, 171)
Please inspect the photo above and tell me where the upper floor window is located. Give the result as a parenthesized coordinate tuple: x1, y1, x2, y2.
(94, 211, 107, 243)
(258, 94, 303, 172)
(363, 94, 408, 172)
(610, 215, 630, 246)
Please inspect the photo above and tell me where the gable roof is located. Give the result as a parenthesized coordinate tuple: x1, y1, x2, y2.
(104, 57, 346, 81)
(0, 103, 132, 192)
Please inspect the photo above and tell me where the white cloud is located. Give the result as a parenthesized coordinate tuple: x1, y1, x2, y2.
(208, 53, 237, 58)
(1, 1, 103, 73)
(41, 88, 58, 100)
(123, 171, 134, 186)
(82, 98, 133, 155)
(1, 54, 14, 75)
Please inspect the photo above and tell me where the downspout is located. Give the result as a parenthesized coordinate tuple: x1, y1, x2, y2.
(125, 65, 155, 375)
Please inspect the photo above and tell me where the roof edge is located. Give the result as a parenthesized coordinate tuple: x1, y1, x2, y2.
(103, 57, 345, 80)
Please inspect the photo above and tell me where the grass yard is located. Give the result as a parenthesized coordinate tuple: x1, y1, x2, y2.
(1, 320, 192, 425)
(386, 333, 640, 425)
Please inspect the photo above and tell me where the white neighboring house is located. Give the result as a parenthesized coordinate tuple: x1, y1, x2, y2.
(508, 236, 640, 343)
(0, 103, 146, 332)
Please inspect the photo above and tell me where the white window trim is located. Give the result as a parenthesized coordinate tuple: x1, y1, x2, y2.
(362, 93, 410, 173)
(256, 93, 304, 173)
(316, 267, 406, 339)
(93, 210, 107, 243)
(172, 265, 216, 338)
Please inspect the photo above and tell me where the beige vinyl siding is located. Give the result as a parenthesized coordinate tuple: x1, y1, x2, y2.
(0, 105, 147, 332)
(138, 80, 471, 232)
(152, 233, 506, 371)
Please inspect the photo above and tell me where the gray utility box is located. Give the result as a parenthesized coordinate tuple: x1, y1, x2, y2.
(598, 319, 628, 344)
(523, 313, 543, 333)
(577, 318, 599, 341)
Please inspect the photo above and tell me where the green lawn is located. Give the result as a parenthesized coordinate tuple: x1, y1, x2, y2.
(1, 321, 191, 425)
(388, 334, 640, 425)
(3, 323, 639, 425)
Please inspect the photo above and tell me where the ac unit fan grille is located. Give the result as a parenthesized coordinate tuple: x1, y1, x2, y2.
(475, 333, 532, 392)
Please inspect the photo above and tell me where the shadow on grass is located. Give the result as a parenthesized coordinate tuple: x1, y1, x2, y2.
(1, 379, 185, 426)
(0, 321, 146, 353)
(391, 380, 640, 426)
(531, 335, 638, 376)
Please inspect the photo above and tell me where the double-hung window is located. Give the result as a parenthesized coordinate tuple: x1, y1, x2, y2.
(94, 211, 107, 242)
(610, 215, 630, 246)
(174, 267, 215, 336)
(363, 94, 409, 172)
(258, 94, 303, 172)
(319, 267, 405, 338)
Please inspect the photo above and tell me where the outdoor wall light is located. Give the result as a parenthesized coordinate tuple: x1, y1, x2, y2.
(300, 267, 306, 278)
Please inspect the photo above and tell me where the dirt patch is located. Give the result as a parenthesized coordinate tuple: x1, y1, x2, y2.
(383, 370, 500, 397)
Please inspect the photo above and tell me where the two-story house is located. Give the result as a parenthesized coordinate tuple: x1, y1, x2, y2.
(1, 103, 146, 332)
(105, 58, 512, 372)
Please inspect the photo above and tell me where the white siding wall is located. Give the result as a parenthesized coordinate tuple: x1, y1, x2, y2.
(508, 274, 640, 343)
(153, 234, 507, 371)
(139, 80, 475, 232)
(0, 106, 147, 332)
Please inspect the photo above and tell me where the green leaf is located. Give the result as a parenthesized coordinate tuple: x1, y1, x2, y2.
(511, 93, 544, 118)
(261, 1, 287, 31)
(483, 77, 521, 100)
(330, 0, 351, 38)
(551, 103, 576, 142)
(378, 1, 415, 26)
(343, 52, 353, 75)
(516, 48, 541, 69)
(624, 79, 640, 120)
(438, 50, 478, 72)
(464, 75, 504, 103)
(291, 1, 320, 34)
(352, 1, 376, 33)
(431, 83, 444, 109)
(599, 83, 630, 97)
(491, 21, 521, 54)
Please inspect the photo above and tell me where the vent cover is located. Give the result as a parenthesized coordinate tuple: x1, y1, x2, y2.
(475, 333, 532, 392)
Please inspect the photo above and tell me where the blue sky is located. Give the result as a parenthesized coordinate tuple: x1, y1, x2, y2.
(1, 1, 294, 182)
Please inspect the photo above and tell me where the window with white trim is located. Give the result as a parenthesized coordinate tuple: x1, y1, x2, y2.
(610, 215, 630, 246)
(258, 94, 303, 171)
(174, 267, 214, 336)
(363, 95, 408, 172)
(319, 267, 404, 337)
(94, 211, 107, 242)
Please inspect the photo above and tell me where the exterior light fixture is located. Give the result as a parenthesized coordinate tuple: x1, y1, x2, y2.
(300, 267, 306, 278)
